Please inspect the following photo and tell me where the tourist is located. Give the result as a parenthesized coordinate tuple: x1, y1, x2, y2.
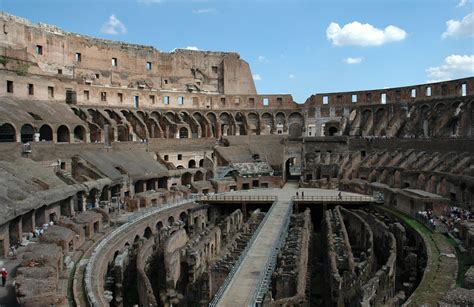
(302, 191, 304, 198)
(1, 268, 7, 287)
(338, 192, 342, 200)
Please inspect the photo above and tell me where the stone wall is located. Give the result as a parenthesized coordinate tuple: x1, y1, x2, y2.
(271, 208, 312, 306)
(136, 237, 159, 307)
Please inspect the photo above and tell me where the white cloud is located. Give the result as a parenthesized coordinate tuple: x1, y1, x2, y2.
(170, 46, 200, 52)
(192, 8, 216, 14)
(442, 12, 474, 39)
(426, 54, 474, 82)
(457, 0, 468, 7)
(100, 15, 127, 35)
(257, 55, 269, 63)
(289, 74, 295, 79)
(326, 21, 407, 46)
(253, 74, 262, 81)
(344, 57, 363, 64)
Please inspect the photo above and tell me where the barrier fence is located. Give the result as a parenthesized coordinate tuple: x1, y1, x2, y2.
(292, 195, 375, 202)
(84, 196, 196, 306)
(197, 195, 278, 202)
(208, 199, 278, 306)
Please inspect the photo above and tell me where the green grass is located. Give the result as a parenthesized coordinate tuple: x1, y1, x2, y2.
(375, 205, 457, 306)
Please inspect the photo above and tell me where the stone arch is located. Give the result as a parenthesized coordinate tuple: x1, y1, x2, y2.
(188, 159, 196, 168)
(206, 112, 218, 137)
(20, 123, 35, 143)
(260, 112, 273, 135)
(39, 124, 53, 141)
(179, 212, 188, 224)
(167, 216, 175, 226)
(0, 123, 16, 142)
(438, 177, 448, 196)
(179, 127, 189, 139)
(134, 235, 140, 243)
(117, 125, 130, 142)
(135, 180, 145, 193)
(182, 172, 192, 186)
(57, 125, 70, 143)
(143, 226, 152, 239)
(73, 125, 86, 143)
(247, 112, 259, 135)
(199, 159, 204, 167)
(428, 175, 437, 194)
(393, 171, 402, 188)
(288, 112, 304, 138)
(156, 221, 163, 231)
(219, 112, 234, 136)
(417, 173, 426, 190)
(194, 170, 204, 181)
(235, 112, 247, 136)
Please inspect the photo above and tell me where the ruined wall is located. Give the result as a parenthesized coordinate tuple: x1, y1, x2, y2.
(355, 210, 398, 306)
(136, 238, 159, 307)
(271, 208, 312, 306)
(0, 12, 257, 96)
(306, 78, 473, 106)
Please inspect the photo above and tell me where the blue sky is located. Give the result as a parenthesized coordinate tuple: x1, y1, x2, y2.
(2, 0, 473, 102)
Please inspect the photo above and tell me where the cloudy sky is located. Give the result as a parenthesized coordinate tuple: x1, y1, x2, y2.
(3, 0, 473, 102)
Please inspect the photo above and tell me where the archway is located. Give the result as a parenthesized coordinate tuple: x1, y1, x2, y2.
(0, 123, 16, 142)
(188, 159, 196, 168)
(328, 126, 338, 136)
(156, 221, 163, 231)
(167, 216, 175, 226)
(182, 172, 192, 186)
(179, 212, 188, 232)
(179, 127, 189, 139)
(285, 157, 299, 181)
(20, 124, 35, 143)
(117, 125, 129, 142)
(73, 125, 86, 143)
(144, 227, 152, 239)
(57, 125, 70, 143)
(39, 125, 53, 141)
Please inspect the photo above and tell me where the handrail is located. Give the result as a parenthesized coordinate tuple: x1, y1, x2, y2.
(208, 199, 279, 307)
(84, 196, 196, 307)
(197, 195, 278, 202)
(292, 195, 375, 202)
(250, 201, 293, 306)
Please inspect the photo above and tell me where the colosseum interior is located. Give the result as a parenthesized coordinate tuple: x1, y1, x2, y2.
(0, 11, 473, 307)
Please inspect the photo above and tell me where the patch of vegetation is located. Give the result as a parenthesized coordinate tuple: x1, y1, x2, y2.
(16, 61, 29, 76)
(376, 206, 457, 306)
(0, 56, 8, 65)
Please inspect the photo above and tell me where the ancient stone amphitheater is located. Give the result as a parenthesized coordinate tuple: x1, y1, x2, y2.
(0, 12, 473, 307)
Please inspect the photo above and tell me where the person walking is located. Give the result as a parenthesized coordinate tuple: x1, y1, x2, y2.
(1, 268, 7, 287)
(338, 191, 342, 200)
(302, 191, 305, 198)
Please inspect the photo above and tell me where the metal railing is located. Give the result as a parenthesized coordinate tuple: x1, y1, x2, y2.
(292, 195, 375, 202)
(197, 195, 278, 203)
(208, 199, 278, 307)
(250, 201, 293, 306)
(84, 196, 196, 307)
